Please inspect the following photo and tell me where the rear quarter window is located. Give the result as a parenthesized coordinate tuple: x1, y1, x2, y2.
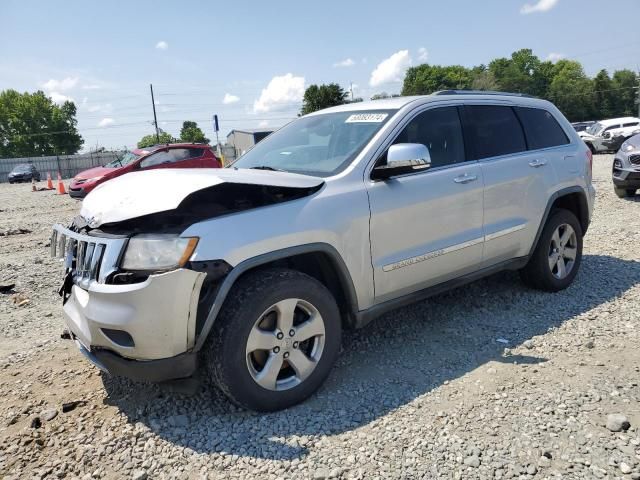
(515, 107, 570, 150)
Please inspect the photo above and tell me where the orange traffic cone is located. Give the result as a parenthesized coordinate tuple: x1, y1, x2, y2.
(57, 172, 67, 195)
(32, 177, 36, 192)
(46, 172, 54, 190)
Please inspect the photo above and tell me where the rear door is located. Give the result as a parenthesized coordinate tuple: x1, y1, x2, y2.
(366, 105, 485, 303)
(465, 104, 561, 266)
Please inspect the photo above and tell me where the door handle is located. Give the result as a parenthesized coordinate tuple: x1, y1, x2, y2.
(453, 173, 478, 184)
(528, 159, 547, 168)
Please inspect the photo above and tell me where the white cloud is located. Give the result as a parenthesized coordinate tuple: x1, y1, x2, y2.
(253, 73, 305, 113)
(97, 117, 114, 127)
(333, 58, 355, 68)
(520, 0, 559, 14)
(49, 92, 74, 104)
(81, 84, 102, 90)
(155, 40, 168, 50)
(86, 102, 113, 113)
(222, 93, 240, 104)
(369, 50, 412, 87)
(417, 47, 428, 62)
(42, 76, 78, 92)
(546, 52, 565, 62)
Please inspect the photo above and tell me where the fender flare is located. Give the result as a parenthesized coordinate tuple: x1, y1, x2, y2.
(193, 243, 359, 351)
(529, 185, 589, 257)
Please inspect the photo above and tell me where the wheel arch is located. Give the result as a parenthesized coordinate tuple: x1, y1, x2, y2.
(193, 243, 359, 351)
(529, 186, 589, 257)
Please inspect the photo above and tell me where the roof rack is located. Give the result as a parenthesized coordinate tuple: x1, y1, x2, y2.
(433, 90, 536, 98)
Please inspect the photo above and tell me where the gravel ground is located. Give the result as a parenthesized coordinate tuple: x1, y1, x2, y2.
(0, 155, 639, 479)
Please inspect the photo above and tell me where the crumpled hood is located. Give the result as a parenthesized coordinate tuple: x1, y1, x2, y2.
(80, 168, 324, 227)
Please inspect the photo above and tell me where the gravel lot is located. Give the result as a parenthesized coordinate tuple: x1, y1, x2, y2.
(0, 155, 639, 479)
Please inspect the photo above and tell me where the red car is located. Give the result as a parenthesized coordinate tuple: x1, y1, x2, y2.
(69, 143, 222, 199)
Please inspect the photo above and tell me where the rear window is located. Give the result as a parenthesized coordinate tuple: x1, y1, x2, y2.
(465, 105, 527, 160)
(623, 122, 639, 128)
(516, 107, 570, 150)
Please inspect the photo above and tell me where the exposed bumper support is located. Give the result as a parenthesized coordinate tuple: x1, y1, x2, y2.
(76, 340, 197, 382)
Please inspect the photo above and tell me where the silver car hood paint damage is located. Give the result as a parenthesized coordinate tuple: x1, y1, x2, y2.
(80, 168, 324, 227)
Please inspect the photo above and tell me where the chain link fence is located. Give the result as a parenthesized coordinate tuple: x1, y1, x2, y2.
(0, 151, 122, 183)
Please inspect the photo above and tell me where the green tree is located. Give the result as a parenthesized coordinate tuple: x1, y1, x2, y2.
(546, 60, 594, 121)
(137, 131, 174, 148)
(592, 70, 614, 119)
(0, 89, 83, 157)
(300, 84, 348, 115)
(401, 64, 472, 95)
(611, 69, 638, 117)
(371, 92, 390, 100)
(489, 49, 546, 96)
(470, 66, 498, 91)
(179, 120, 209, 144)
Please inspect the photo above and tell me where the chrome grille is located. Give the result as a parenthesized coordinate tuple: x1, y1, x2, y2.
(51, 224, 127, 288)
(629, 154, 640, 166)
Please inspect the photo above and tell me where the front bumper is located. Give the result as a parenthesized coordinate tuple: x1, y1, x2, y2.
(613, 163, 640, 188)
(63, 268, 206, 362)
(69, 187, 88, 198)
(52, 223, 207, 381)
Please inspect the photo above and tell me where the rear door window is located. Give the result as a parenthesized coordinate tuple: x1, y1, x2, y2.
(464, 105, 527, 160)
(140, 149, 193, 168)
(515, 107, 570, 150)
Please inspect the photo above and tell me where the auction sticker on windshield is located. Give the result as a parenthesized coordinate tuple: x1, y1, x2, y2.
(345, 113, 389, 123)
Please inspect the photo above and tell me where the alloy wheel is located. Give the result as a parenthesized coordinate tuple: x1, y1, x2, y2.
(548, 223, 577, 280)
(245, 298, 325, 391)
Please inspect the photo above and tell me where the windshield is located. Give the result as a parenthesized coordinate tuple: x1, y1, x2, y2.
(231, 110, 396, 177)
(586, 122, 604, 136)
(11, 164, 31, 173)
(105, 151, 142, 168)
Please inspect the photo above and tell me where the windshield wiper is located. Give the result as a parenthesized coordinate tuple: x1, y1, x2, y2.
(248, 165, 285, 172)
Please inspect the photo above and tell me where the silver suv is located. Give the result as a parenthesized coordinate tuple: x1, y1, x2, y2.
(612, 133, 640, 198)
(51, 92, 595, 411)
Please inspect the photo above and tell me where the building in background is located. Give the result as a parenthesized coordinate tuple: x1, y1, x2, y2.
(226, 128, 274, 158)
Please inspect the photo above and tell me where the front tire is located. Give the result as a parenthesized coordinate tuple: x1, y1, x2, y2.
(204, 268, 341, 411)
(520, 209, 583, 292)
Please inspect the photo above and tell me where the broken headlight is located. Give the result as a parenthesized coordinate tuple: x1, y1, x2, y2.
(121, 234, 199, 271)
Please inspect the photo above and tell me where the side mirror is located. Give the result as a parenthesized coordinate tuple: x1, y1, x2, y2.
(372, 143, 432, 180)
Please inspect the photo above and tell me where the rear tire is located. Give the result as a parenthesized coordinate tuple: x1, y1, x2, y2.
(520, 209, 583, 292)
(204, 268, 341, 411)
(614, 186, 636, 198)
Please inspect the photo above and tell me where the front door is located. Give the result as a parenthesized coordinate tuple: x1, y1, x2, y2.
(366, 106, 485, 303)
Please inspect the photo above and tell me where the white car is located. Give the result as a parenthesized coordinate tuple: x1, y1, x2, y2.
(579, 117, 640, 153)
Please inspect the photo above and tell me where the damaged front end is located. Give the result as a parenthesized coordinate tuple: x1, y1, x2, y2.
(51, 168, 324, 382)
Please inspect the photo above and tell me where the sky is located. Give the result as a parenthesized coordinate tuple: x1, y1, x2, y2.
(1, 0, 639, 151)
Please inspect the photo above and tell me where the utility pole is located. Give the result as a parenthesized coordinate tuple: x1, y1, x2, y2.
(150, 83, 160, 144)
(350, 82, 354, 102)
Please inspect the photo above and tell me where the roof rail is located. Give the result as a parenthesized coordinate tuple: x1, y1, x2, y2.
(433, 90, 536, 98)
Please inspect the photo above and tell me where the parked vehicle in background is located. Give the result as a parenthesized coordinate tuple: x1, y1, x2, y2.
(51, 92, 595, 411)
(8, 163, 40, 183)
(602, 128, 640, 154)
(571, 121, 595, 133)
(69, 143, 222, 199)
(612, 133, 640, 198)
(579, 117, 640, 153)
